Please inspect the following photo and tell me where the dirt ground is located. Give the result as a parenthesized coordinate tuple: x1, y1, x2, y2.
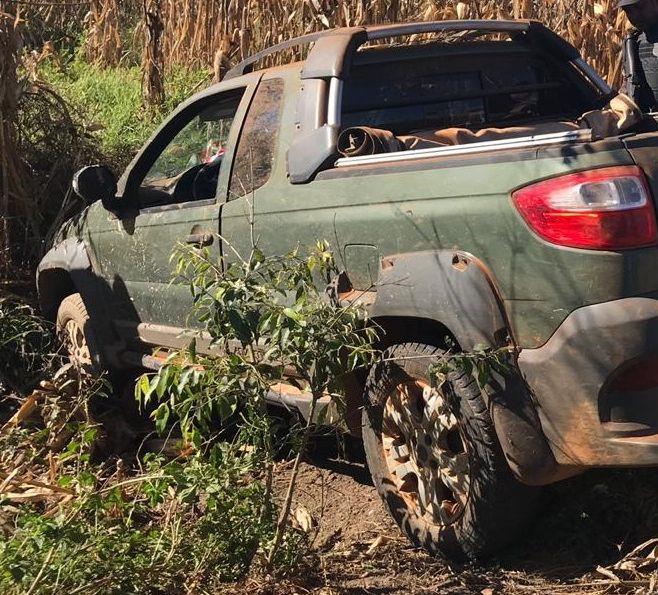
(230, 436, 658, 595)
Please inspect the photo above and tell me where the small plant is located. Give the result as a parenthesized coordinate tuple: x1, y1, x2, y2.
(0, 295, 56, 396)
(136, 240, 379, 565)
(429, 340, 515, 390)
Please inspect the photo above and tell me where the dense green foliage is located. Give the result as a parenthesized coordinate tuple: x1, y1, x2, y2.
(38, 59, 209, 171)
(0, 296, 56, 395)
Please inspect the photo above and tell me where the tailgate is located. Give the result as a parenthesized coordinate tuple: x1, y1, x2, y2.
(624, 130, 658, 209)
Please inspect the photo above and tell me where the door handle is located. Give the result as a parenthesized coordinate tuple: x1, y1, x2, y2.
(185, 232, 214, 247)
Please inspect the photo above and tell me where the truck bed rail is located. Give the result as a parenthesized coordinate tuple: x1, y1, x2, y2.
(334, 129, 594, 168)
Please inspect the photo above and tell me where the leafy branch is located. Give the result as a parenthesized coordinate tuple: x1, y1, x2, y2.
(135, 239, 379, 564)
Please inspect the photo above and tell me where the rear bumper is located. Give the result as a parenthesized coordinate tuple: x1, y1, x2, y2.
(518, 297, 658, 470)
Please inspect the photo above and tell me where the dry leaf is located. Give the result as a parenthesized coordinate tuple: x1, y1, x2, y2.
(366, 534, 391, 556)
(293, 506, 315, 533)
(456, 2, 468, 19)
(596, 565, 620, 582)
(0, 393, 40, 434)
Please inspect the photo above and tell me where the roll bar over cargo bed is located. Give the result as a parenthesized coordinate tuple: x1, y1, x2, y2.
(225, 20, 614, 183)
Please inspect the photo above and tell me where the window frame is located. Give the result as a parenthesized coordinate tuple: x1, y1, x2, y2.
(227, 76, 286, 202)
(115, 71, 262, 213)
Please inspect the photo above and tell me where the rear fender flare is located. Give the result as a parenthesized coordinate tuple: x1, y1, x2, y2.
(371, 250, 508, 351)
(368, 250, 561, 485)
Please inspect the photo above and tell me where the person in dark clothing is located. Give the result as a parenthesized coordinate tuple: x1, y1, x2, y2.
(621, 0, 658, 111)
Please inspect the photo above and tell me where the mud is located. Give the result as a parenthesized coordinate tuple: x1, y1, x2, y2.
(226, 435, 658, 595)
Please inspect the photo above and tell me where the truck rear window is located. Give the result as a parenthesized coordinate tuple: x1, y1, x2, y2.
(342, 41, 598, 134)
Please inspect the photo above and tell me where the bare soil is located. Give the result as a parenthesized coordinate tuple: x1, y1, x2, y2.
(229, 435, 658, 595)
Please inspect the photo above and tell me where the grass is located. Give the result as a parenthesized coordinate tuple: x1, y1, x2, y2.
(0, 440, 300, 594)
(38, 59, 209, 171)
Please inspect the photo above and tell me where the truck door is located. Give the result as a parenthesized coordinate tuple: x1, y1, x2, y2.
(90, 74, 260, 348)
(220, 77, 287, 261)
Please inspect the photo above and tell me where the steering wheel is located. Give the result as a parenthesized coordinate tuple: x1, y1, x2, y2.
(192, 157, 223, 201)
(171, 164, 203, 202)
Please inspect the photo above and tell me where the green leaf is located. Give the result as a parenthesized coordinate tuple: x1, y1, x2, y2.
(228, 309, 251, 341)
(154, 403, 170, 435)
(155, 366, 171, 398)
(136, 374, 152, 402)
(282, 307, 301, 322)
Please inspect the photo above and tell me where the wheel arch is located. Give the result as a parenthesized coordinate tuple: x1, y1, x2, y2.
(370, 250, 511, 352)
(37, 267, 77, 320)
(343, 250, 562, 486)
(37, 238, 123, 367)
(37, 238, 93, 320)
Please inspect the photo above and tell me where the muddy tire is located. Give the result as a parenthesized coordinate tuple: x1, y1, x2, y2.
(56, 293, 98, 371)
(362, 342, 539, 560)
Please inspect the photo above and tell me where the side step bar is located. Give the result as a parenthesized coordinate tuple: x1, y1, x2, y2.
(265, 383, 338, 424)
(120, 350, 337, 424)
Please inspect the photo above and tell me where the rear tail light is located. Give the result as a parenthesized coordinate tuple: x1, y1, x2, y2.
(512, 166, 658, 250)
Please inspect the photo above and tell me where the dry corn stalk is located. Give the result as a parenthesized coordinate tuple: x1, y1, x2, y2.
(86, 0, 122, 67)
(0, 10, 23, 280)
(153, 0, 628, 88)
(142, 0, 164, 108)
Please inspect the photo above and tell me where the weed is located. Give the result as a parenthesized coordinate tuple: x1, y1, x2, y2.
(0, 296, 56, 396)
(37, 59, 209, 172)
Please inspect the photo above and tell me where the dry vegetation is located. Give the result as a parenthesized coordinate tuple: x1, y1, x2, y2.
(154, 0, 629, 86)
(0, 11, 24, 280)
(10, 1, 630, 84)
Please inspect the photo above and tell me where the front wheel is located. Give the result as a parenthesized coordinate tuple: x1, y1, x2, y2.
(56, 293, 98, 371)
(362, 342, 539, 560)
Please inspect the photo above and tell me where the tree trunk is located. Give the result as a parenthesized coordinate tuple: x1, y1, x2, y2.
(142, 0, 164, 109)
(0, 10, 22, 280)
(267, 394, 319, 566)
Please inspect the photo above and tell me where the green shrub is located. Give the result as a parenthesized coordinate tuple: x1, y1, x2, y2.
(0, 296, 56, 395)
(137, 241, 379, 563)
(38, 60, 209, 171)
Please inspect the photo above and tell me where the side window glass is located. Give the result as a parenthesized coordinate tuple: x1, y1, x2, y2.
(139, 92, 243, 207)
(228, 78, 284, 200)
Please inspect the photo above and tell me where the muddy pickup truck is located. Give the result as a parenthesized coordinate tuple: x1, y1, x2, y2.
(38, 19, 658, 560)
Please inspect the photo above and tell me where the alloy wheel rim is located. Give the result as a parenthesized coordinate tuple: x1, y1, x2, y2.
(62, 319, 92, 367)
(382, 379, 470, 525)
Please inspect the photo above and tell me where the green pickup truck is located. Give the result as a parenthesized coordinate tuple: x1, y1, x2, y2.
(38, 19, 658, 559)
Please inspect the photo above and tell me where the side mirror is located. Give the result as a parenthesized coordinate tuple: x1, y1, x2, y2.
(72, 165, 119, 211)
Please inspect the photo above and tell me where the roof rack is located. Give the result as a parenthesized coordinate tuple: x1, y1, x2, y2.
(221, 19, 613, 184)
(225, 19, 561, 80)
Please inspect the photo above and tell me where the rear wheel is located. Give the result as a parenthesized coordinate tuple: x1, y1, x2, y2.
(56, 293, 97, 371)
(362, 342, 539, 560)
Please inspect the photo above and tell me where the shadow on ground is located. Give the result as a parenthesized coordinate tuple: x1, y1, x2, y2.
(278, 432, 658, 594)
